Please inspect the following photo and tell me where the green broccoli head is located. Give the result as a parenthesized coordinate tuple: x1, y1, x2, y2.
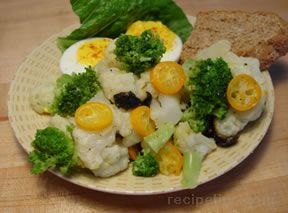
(132, 153, 159, 177)
(182, 58, 233, 132)
(28, 127, 78, 175)
(182, 107, 209, 133)
(114, 30, 166, 75)
(51, 67, 101, 116)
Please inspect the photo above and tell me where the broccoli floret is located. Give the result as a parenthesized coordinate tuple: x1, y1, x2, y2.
(182, 106, 209, 133)
(132, 153, 159, 177)
(183, 58, 233, 133)
(114, 30, 166, 75)
(28, 127, 78, 175)
(51, 67, 101, 116)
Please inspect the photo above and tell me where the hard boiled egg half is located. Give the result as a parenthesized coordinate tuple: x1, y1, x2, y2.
(126, 21, 183, 62)
(60, 38, 112, 74)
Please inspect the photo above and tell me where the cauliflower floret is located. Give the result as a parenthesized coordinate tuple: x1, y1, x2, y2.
(113, 108, 133, 137)
(95, 58, 110, 73)
(196, 40, 231, 60)
(49, 114, 73, 137)
(214, 111, 244, 138)
(29, 75, 59, 114)
(89, 91, 110, 104)
(113, 107, 142, 147)
(72, 127, 129, 177)
(122, 129, 142, 147)
(92, 144, 129, 177)
(150, 94, 183, 127)
(215, 95, 266, 138)
(236, 95, 266, 123)
(99, 68, 138, 101)
(73, 127, 115, 170)
(174, 122, 216, 155)
(135, 71, 159, 99)
(102, 39, 122, 69)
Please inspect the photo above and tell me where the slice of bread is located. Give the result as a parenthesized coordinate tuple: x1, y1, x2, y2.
(180, 11, 288, 70)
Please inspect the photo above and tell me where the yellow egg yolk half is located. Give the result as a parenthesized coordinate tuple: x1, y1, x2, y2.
(77, 38, 112, 67)
(126, 21, 176, 50)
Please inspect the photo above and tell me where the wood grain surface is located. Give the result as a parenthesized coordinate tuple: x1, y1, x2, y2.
(1, 0, 288, 212)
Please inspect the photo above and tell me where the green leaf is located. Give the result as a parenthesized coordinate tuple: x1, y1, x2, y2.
(70, 0, 102, 23)
(58, 0, 192, 51)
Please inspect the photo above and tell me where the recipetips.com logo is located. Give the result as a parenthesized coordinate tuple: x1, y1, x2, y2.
(167, 194, 222, 206)
(167, 193, 274, 206)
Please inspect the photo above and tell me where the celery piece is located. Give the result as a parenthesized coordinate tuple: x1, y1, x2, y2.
(181, 151, 204, 189)
(143, 122, 175, 153)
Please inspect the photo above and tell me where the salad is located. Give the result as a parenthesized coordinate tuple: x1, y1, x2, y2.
(28, 0, 267, 189)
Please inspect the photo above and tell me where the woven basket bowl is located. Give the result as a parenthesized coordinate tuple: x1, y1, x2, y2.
(8, 16, 274, 195)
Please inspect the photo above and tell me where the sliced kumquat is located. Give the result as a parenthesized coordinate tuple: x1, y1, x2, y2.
(130, 106, 156, 137)
(227, 74, 262, 111)
(156, 141, 183, 176)
(75, 102, 113, 131)
(150, 61, 185, 94)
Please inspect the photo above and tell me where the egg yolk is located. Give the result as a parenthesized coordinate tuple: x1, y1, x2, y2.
(77, 38, 111, 67)
(126, 21, 176, 50)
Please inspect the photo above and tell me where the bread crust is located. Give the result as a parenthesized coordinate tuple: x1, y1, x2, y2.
(180, 11, 288, 70)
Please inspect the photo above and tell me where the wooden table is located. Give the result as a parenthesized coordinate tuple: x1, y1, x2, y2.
(1, 0, 288, 212)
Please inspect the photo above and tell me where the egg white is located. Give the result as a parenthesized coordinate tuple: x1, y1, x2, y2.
(161, 35, 183, 62)
(60, 38, 112, 74)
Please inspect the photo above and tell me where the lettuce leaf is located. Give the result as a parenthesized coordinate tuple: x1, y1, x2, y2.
(58, 0, 192, 51)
